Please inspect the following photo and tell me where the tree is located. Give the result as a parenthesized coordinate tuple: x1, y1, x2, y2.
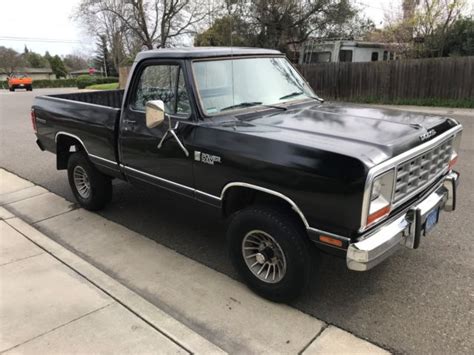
(63, 54, 89, 72)
(75, 0, 208, 53)
(0, 47, 24, 76)
(94, 35, 117, 76)
(48, 55, 68, 79)
(194, 0, 356, 55)
(380, 0, 467, 57)
(437, 16, 474, 56)
(24, 52, 49, 68)
(195, 15, 248, 46)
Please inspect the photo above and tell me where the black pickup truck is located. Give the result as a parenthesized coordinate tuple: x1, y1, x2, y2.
(32, 47, 463, 301)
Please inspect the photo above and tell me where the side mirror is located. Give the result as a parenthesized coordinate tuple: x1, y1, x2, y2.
(146, 100, 165, 128)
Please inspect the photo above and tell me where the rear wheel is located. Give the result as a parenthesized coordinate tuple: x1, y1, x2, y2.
(227, 205, 313, 302)
(67, 152, 112, 210)
(27, 85, 33, 91)
(9, 87, 14, 92)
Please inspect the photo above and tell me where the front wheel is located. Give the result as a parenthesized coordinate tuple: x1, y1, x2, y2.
(227, 205, 313, 302)
(67, 152, 112, 210)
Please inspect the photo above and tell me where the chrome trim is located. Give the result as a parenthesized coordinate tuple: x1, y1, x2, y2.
(118, 167, 343, 240)
(55, 131, 89, 153)
(221, 182, 310, 228)
(194, 189, 221, 201)
(360, 125, 463, 232)
(89, 154, 118, 166)
(348, 171, 458, 271)
(442, 172, 458, 212)
(55, 132, 117, 167)
(123, 165, 195, 191)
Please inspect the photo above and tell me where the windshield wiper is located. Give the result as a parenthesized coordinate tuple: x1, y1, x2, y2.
(221, 102, 262, 111)
(279, 91, 324, 103)
(221, 101, 288, 112)
(279, 91, 303, 100)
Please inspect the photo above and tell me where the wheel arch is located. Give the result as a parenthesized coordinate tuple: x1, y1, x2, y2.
(221, 182, 310, 230)
(55, 132, 88, 170)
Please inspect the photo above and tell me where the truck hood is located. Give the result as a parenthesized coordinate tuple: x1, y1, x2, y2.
(226, 102, 456, 167)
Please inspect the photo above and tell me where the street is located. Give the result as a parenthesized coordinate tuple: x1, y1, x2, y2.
(1, 88, 473, 354)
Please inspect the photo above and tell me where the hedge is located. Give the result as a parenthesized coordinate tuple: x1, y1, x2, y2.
(76, 75, 119, 89)
(1, 76, 119, 90)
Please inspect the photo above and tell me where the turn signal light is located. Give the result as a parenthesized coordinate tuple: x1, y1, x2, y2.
(31, 109, 37, 133)
(367, 205, 391, 225)
(448, 153, 458, 170)
(319, 235, 343, 247)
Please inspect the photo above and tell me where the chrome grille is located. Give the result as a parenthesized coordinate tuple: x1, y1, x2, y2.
(393, 139, 453, 203)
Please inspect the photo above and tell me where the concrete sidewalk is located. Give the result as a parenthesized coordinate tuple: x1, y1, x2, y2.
(0, 168, 390, 354)
(0, 220, 190, 354)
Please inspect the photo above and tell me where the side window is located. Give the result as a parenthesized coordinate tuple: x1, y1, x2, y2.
(131, 64, 191, 117)
(371, 52, 379, 61)
(339, 50, 353, 62)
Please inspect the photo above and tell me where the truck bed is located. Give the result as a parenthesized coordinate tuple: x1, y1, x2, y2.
(49, 90, 124, 108)
(33, 90, 124, 177)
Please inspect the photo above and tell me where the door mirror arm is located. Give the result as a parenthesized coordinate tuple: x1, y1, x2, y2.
(155, 109, 189, 158)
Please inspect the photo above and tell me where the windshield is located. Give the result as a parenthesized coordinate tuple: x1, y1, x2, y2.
(192, 57, 316, 115)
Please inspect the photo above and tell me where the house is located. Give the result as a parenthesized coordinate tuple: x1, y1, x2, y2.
(69, 69, 104, 78)
(0, 68, 55, 81)
(299, 40, 397, 64)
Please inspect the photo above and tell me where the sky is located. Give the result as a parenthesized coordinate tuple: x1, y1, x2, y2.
(0, 0, 91, 56)
(0, 0, 473, 57)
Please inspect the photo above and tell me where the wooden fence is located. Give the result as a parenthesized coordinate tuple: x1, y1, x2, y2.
(296, 56, 474, 101)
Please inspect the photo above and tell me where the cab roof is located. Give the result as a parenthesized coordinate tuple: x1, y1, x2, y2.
(135, 47, 282, 61)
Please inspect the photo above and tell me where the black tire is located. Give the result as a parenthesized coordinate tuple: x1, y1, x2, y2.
(227, 205, 313, 302)
(67, 152, 112, 210)
(27, 85, 33, 91)
(9, 87, 14, 92)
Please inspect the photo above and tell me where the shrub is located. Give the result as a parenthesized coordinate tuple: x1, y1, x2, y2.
(76, 75, 119, 89)
(34, 79, 77, 88)
(76, 75, 96, 89)
(0, 79, 77, 89)
(1, 76, 120, 90)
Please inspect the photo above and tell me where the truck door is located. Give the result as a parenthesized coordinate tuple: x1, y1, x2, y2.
(119, 60, 196, 197)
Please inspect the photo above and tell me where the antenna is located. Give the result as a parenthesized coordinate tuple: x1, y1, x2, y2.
(229, 2, 235, 107)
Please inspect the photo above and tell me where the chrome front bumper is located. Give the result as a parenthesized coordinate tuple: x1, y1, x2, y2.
(347, 171, 459, 271)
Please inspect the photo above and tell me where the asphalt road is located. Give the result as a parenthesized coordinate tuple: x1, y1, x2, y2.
(1, 88, 473, 354)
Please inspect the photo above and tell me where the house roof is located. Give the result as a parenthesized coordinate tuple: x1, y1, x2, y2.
(136, 47, 282, 61)
(69, 69, 104, 75)
(15, 67, 53, 74)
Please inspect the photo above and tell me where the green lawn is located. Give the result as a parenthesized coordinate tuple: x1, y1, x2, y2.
(85, 82, 119, 90)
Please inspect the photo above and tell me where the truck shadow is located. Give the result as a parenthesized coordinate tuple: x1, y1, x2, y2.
(98, 179, 393, 311)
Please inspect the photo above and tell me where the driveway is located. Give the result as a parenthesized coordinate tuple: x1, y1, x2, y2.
(1, 88, 473, 354)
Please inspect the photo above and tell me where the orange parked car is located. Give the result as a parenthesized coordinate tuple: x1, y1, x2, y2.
(8, 74, 33, 91)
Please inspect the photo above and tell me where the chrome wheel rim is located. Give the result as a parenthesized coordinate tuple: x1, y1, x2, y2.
(73, 166, 91, 199)
(242, 230, 287, 284)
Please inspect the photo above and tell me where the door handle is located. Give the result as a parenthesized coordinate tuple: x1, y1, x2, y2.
(122, 119, 136, 131)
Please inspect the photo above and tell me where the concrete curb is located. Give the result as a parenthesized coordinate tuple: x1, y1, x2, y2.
(4, 216, 225, 354)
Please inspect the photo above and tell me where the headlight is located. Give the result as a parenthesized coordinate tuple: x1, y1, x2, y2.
(449, 132, 462, 169)
(367, 169, 395, 226)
